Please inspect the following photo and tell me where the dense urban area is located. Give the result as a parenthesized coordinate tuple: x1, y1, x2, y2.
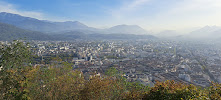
(2, 39, 221, 87)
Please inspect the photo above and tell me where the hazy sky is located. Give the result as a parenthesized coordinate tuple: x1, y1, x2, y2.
(0, 0, 221, 32)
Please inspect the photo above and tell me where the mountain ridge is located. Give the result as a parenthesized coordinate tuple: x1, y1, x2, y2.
(107, 24, 149, 35)
(0, 22, 54, 40)
(188, 26, 221, 39)
(0, 12, 90, 33)
(0, 12, 150, 35)
(0, 12, 157, 40)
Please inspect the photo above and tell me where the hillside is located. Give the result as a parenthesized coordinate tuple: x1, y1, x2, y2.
(0, 22, 53, 40)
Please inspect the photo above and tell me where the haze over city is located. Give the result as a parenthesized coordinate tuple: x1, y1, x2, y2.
(0, 0, 221, 33)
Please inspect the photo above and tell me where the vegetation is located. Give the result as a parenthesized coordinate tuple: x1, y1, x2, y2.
(1, 41, 221, 100)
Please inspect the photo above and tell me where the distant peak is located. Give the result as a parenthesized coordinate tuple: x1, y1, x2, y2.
(112, 24, 142, 28)
(73, 21, 81, 23)
(0, 12, 7, 14)
(203, 25, 220, 28)
(0, 12, 10, 14)
(0, 12, 37, 21)
(108, 24, 148, 35)
(63, 21, 83, 24)
(64, 21, 77, 23)
(115, 24, 139, 26)
(0, 12, 21, 16)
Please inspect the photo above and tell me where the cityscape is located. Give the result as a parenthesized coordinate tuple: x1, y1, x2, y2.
(2, 39, 221, 87)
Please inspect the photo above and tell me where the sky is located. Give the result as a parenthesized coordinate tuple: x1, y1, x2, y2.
(0, 0, 221, 32)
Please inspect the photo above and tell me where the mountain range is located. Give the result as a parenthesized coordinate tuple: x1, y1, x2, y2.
(0, 22, 54, 40)
(155, 26, 221, 40)
(0, 12, 93, 33)
(1, 12, 221, 41)
(0, 12, 155, 40)
(0, 12, 149, 34)
(188, 26, 221, 39)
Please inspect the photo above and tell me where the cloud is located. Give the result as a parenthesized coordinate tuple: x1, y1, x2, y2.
(167, 0, 221, 15)
(145, 0, 221, 30)
(125, 0, 150, 10)
(110, 0, 150, 19)
(0, 1, 44, 19)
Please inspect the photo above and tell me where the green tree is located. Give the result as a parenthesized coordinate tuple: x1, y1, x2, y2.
(0, 41, 32, 99)
(25, 61, 85, 99)
(105, 67, 149, 99)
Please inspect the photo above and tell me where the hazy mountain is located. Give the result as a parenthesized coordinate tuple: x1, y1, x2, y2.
(0, 22, 53, 40)
(0, 12, 153, 35)
(211, 29, 221, 37)
(53, 31, 88, 40)
(0, 12, 149, 35)
(0, 12, 91, 33)
(55, 31, 157, 40)
(107, 25, 149, 35)
(0, 12, 157, 40)
(188, 26, 221, 39)
(0, 21, 157, 41)
(156, 30, 181, 38)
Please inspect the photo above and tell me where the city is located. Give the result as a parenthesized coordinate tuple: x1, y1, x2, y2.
(2, 39, 221, 87)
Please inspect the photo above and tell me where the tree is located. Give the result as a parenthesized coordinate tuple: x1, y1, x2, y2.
(0, 41, 32, 99)
(208, 82, 221, 99)
(0, 40, 31, 70)
(143, 80, 207, 100)
(105, 67, 148, 99)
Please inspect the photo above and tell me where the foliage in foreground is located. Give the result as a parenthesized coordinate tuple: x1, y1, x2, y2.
(1, 41, 221, 100)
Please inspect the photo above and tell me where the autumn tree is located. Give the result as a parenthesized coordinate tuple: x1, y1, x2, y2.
(143, 80, 207, 100)
(208, 82, 221, 99)
(0, 41, 32, 99)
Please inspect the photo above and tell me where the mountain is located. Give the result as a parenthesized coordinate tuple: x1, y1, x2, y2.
(0, 12, 153, 35)
(188, 26, 221, 39)
(156, 30, 180, 38)
(54, 31, 157, 40)
(0, 12, 91, 33)
(107, 25, 149, 35)
(0, 21, 157, 41)
(0, 22, 53, 40)
(0, 12, 157, 40)
(53, 31, 88, 40)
